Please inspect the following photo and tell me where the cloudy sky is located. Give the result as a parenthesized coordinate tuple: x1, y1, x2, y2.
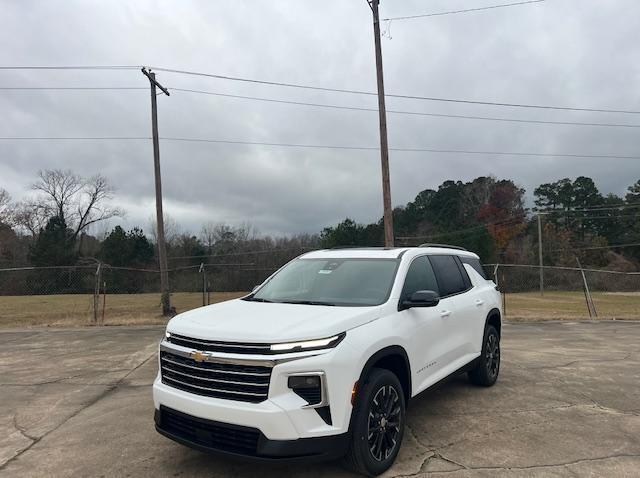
(1, 0, 639, 237)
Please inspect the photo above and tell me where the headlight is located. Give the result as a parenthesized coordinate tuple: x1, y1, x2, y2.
(270, 333, 345, 353)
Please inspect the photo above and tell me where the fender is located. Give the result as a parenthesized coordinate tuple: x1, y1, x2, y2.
(356, 345, 412, 405)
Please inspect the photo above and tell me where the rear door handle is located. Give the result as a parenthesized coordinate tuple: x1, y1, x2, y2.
(440, 310, 451, 318)
(475, 299, 484, 306)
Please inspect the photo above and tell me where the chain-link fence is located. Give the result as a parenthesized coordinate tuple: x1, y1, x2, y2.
(1, 261, 638, 326)
(491, 264, 640, 320)
(0, 262, 280, 327)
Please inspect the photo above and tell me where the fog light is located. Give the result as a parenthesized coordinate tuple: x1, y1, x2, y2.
(288, 374, 323, 406)
(288, 375, 321, 389)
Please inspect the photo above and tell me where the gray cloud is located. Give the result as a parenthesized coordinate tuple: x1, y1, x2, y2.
(1, 0, 639, 237)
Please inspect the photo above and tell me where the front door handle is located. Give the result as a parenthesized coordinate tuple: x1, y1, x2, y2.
(475, 299, 484, 306)
(440, 310, 451, 318)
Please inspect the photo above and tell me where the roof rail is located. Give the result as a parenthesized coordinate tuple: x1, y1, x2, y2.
(329, 246, 398, 250)
(418, 243, 468, 251)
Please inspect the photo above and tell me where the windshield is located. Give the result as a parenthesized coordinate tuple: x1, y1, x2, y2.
(248, 258, 399, 306)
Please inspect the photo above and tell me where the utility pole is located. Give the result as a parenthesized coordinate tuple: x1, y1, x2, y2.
(537, 213, 544, 296)
(367, 0, 394, 247)
(141, 67, 172, 316)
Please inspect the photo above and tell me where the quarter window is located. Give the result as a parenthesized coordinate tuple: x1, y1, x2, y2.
(429, 255, 468, 297)
(460, 256, 487, 279)
(401, 256, 439, 300)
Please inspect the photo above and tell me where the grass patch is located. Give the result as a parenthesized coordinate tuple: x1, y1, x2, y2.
(505, 291, 640, 320)
(0, 292, 247, 328)
(0, 291, 637, 328)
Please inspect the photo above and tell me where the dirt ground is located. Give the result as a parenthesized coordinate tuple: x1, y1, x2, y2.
(1, 321, 639, 477)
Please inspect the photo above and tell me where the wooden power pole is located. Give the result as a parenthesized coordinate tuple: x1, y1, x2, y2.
(141, 68, 172, 316)
(537, 213, 544, 296)
(367, 0, 394, 247)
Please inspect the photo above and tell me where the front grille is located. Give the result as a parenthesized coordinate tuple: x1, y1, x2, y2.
(160, 351, 272, 403)
(159, 406, 260, 455)
(167, 333, 273, 354)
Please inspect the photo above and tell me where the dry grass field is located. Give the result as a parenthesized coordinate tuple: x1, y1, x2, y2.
(0, 292, 247, 328)
(505, 291, 640, 320)
(0, 291, 637, 328)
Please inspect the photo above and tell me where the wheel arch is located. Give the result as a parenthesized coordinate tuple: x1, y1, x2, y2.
(357, 345, 412, 406)
(486, 308, 502, 336)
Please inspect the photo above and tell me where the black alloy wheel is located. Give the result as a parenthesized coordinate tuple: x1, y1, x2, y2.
(367, 385, 402, 462)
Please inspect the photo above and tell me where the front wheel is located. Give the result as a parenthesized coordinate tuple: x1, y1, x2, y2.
(343, 368, 406, 476)
(468, 324, 500, 386)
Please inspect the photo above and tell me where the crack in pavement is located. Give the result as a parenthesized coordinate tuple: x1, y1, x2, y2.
(513, 350, 640, 371)
(12, 414, 37, 442)
(394, 399, 640, 478)
(0, 368, 133, 387)
(0, 351, 156, 471)
(415, 402, 584, 418)
(427, 453, 640, 474)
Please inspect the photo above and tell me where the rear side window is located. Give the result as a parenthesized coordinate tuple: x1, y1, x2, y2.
(429, 255, 468, 297)
(460, 256, 487, 279)
(401, 256, 439, 300)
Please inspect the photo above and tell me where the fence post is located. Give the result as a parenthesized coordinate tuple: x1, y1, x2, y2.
(576, 257, 597, 318)
(93, 262, 102, 324)
(199, 263, 206, 307)
(101, 280, 106, 325)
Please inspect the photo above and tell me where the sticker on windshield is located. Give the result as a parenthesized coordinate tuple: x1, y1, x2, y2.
(318, 270, 333, 274)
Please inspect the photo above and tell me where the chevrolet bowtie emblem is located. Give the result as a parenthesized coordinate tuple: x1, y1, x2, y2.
(191, 350, 207, 363)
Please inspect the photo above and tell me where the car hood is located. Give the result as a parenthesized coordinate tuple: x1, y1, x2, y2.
(167, 299, 382, 343)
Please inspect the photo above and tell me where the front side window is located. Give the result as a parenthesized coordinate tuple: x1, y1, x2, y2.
(400, 256, 439, 301)
(429, 255, 468, 296)
(249, 258, 398, 306)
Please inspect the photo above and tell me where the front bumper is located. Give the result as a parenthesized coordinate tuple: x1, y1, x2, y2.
(153, 337, 359, 441)
(155, 406, 349, 462)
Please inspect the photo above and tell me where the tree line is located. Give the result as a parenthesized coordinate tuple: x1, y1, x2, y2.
(1, 170, 639, 276)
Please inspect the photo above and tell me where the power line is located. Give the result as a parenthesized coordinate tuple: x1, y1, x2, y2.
(7, 84, 640, 129)
(3, 64, 639, 115)
(539, 204, 640, 213)
(149, 66, 640, 115)
(0, 86, 146, 90)
(396, 218, 525, 241)
(171, 88, 640, 129)
(2, 135, 640, 160)
(553, 242, 640, 252)
(0, 65, 140, 70)
(0, 136, 149, 140)
(168, 247, 313, 260)
(382, 0, 545, 21)
(544, 214, 639, 220)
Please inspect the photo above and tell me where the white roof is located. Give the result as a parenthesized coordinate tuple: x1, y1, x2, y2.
(300, 247, 478, 260)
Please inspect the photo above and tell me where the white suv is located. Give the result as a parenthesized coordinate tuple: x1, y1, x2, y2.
(153, 245, 502, 476)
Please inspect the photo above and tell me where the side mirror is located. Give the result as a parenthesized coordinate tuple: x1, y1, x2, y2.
(400, 290, 440, 310)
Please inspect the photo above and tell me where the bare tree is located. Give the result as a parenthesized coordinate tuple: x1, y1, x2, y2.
(24, 169, 123, 238)
(149, 214, 181, 247)
(13, 200, 48, 236)
(0, 188, 12, 226)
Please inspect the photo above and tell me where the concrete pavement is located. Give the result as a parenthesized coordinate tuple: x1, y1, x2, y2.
(1, 321, 639, 477)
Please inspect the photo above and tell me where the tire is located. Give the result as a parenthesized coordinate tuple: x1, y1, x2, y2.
(343, 368, 406, 476)
(468, 324, 500, 387)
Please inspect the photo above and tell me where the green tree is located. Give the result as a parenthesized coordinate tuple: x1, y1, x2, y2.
(320, 218, 368, 248)
(29, 215, 76, 267)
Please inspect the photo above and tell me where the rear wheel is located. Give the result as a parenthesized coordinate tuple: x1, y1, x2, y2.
(343, 368, 405, 476)
(468, 324, 500, 386)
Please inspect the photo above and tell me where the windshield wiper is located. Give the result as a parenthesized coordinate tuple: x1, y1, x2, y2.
(278, 300, 336, 306)
(243, 297, 275, 303)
